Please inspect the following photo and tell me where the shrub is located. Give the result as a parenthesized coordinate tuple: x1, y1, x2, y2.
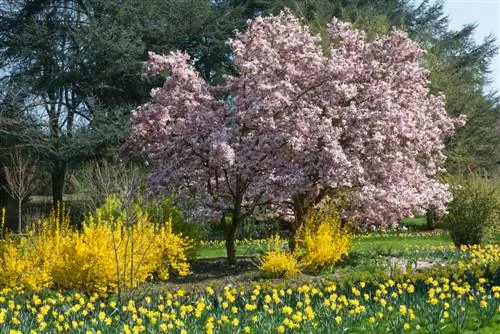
(0, 237, 51, 290)
(0, 205, 69, 290)
(295, 200, 351, 271)
(442, 173, 499, 246)
(236, 216, 281, 240)
(259, 235, 300, 278)
(0, 198, 191, 293)
(143, 197, 206, 259)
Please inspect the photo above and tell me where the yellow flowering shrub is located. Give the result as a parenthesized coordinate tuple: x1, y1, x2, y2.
(0, 238, 51, 290)
(0, 198, 191, 293)
(259, 235, 300, 278)
(0, 205, 67, 290)
(295, 200, 351, 271)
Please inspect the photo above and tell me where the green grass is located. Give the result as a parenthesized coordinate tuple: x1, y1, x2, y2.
(197, 244, 268, 258)
(196, 232, 453, 259)
(401, 216, 427, 229)
(352, 235, 451, 252)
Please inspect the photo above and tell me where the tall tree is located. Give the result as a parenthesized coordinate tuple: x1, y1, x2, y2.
(129, 11, 460, 262)
(0, 0, 246, 205)
(0, 0, 99, 204)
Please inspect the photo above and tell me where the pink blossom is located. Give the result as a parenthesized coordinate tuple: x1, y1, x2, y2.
(127, 10, 462, 233)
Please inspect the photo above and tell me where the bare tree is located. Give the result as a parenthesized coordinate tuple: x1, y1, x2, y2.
(74, 160, 146, 212)
(3, 149, 37, 233)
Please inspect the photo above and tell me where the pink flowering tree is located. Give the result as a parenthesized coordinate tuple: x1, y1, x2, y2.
(128, 10, 462, 262)
(319, 20, 464, 227)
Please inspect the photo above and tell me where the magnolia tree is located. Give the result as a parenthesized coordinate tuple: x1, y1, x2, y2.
(128, 10, 463, 262)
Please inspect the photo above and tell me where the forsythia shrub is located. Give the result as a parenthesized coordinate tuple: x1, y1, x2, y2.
(0, 198, 191, 293)
(259, 235, 300, 278)
(0, 205, 67, 290)
(0, 238, 51, 290)
(295, 201, 351, 271)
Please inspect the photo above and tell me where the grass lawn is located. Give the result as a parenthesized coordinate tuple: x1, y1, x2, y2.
(196, 231, 453, 259)
(352, 234, 451, 252)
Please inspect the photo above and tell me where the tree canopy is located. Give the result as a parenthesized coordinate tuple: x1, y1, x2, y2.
(128, 11, 462, 262)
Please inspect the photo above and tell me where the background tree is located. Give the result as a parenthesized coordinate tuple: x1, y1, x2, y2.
(0, 0, 247, 208)
(3, 149, 37, 233)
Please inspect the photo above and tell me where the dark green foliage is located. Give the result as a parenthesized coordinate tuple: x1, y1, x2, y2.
(0, 0, 247, 203)
(442, 173, 500, 246)
(144, 198, 208, 259)
(236, 217, 281, 240)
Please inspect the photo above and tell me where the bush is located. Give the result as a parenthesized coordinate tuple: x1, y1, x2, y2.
(143, 197, 207, 259)
(295, 200, 351, 271)
(442, 173, 499, 246)
(259, 235, 300, 278)
(259, 201, 351, 277)
(0, 198, 191, 293)
(236, 216, 281, 240)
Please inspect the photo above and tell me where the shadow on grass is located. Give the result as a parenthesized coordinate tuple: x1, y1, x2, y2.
(168, 256, 261, 286)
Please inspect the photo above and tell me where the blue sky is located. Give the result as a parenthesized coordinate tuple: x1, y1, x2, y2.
(443, 0, 500, 93)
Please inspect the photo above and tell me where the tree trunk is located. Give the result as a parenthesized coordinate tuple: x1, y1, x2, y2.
(18, 197, 22, 234)
(288, 228, 297, 253)
(225, 228, 237, 265)
(426, 205, 438, 230)
(223, 213, 240, 266)
(290, 194, 308, 253)
(52, 161, 66, 207)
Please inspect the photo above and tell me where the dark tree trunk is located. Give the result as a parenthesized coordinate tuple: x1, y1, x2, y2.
(224, 217, 239, 265)
(52, 161, 66, 207)
(426, 205, 438, 230)
(290, 194, 308, 253)
(288, 226, 297, 253)
(17, 197, 22, 234)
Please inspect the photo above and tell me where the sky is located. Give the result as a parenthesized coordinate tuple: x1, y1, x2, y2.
(443, 0, 500, 93)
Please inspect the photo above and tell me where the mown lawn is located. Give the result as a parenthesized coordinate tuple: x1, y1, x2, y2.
(196, 231, 453, 259)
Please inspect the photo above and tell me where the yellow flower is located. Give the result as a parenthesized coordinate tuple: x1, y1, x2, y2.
(244, 326, 251, 333)
(403, 323, 410, 330)
(277, 325, 285, 333)
(232, 318, 239, 326)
